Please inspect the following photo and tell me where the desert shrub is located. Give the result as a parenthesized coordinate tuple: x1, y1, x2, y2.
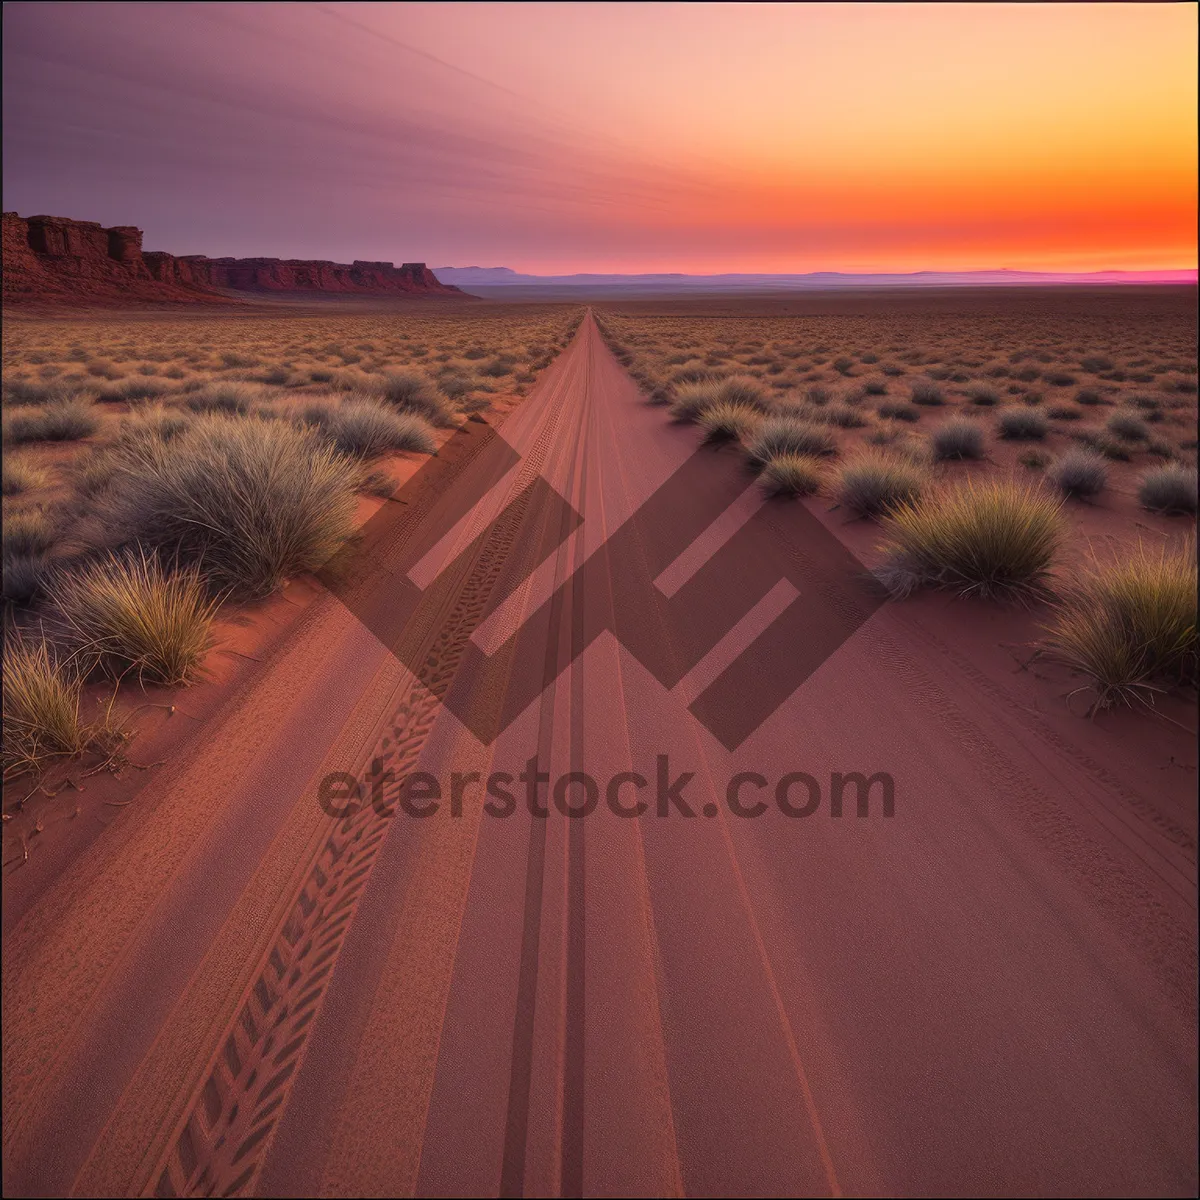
(697, 401, 761, 444)
(3, 507, 58, 557)
(438, 373, 477, 401)
(298, 399, 436, 459)
(910, 381, 945, 406)
(997, 409, 1049, 440)
(1137, 464, 1198, 515)
(1127, 394, 1161, 412)
(2, 455, 47, 496)
(98, 413, 358, 598)
(184, 381, 260, 415)
(1047, 448, 1108, 499)
(759, 454, 826, 497)
(1019, 449, 1051, 469)
(1047, 404, 1081, 421)
(371, 370, 457, 425)
(878, 402, 920, 422)
(1013, 367, 1041, 382)
(118, 404, 194, 446)
(832, 356, 855, 375)
(669, 380, 724, 423)
(2, 640, 93, 778)
(2, 378, 84, 406)
(966, 386, 1001, 407)
(1074, 389, 1106, 406)
(877, 480, 1063, 599)
(479, 357, 514, 378)
(1167, 376, 1198, 394)
(745, 416, 837, 465)
(1106, 411, 1149, 442)
(2, 554, 50, 605)
(815, 402, 868, 429)
(53, 552, 217, 685)
(930, 418, 985, 461)
(1043, 540, 1196, 708)
(1044, 371, 1077, 387)
(1080, 355, 1113, 373)
(834, 452, 926, 517)
(716, 376, 772, 412)
(670, 361, 718, 385)
(98, 377, 170, 403)
(4, 400, 100, 443)
(805, 386, 833, 406)
(864, 379, 887, 395)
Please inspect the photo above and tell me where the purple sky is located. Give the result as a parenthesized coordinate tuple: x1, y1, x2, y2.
(4, 2, 1195, 272)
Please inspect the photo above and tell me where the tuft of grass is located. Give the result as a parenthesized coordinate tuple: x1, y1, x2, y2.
(1047, 448, 1108, 499)
(1106, 410, 1150, 442)
(185, 381, 268, 415)
(1, 553, 50, 605)
(1043, 540, 1196, 709)
(997, 409, 1049, 441)
(966, 385, 1002, 407)
(1080, 355, 1114, 373)
(2, 640, 90, 779)
(99, 413, 359, 598)
(2, 379, 85, 406)
(98, 377, 171, 403)
(4, 400, 100, 444)
(910, 381, 945, 406)
(1047, 404, 1082, 421)
(1137, 464, 1198, 515)
(298, 399, 437, 459)
(814, 401, 868, 429)
(877, 479, 1063, 599)
(3, 508, 58, 557)
(930, 418, 985, 461)
(745, 415, 837, 466)
(878, 401, 920, 422)
(54, 552, 218, 685)
(369, 370, 457, 425)
(2, 455, 48, 496)
(1074, 389, 1107, 406)
(697, 401, 762, 444)
(759, 454, 826, 497)
(835, 452, 926, 518)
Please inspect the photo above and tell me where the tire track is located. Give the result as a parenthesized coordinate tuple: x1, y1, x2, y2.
(144, 337, 586, 1199)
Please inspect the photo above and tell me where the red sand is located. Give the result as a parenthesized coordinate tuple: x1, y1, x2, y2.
(2, 315, 1196, 1197)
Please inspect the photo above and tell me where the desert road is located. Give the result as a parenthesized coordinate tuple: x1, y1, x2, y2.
(3, 314, 1196, 1198)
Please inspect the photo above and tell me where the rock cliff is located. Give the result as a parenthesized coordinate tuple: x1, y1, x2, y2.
(2, 212, 461, 306)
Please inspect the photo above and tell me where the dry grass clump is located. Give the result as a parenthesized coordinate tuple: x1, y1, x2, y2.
(1105, 410, 1150, 442)
(877, 479, 1063, 599)
(930, 418, 985, 461)
(184, 381, 261, 415)
(4, 400, 100, 444)
(745, 415, 837, 465)
(3, 507, 59, 558)
(2, 455, 48, 496)
(997, 409, 1049, 440)
(1137, 464, 1197, 515)
(53, 552, 218, 685)
(1047, 448, 1108, 500)
(98, 413, 359, 598)
(1043, 540, 1196, 709)
(697, 401, 762, 445)
(910, 381, 945, 406)
(834, 452, 927, 517)
(2, 640, 94, 779)
(363, 369, 457, 426)
(759, 454, 826, 497)
(296, 398, 437, 459)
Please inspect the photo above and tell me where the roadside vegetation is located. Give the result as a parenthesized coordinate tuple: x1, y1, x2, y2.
(594, 300, 1196, 715)
(1, 304, 585, 799)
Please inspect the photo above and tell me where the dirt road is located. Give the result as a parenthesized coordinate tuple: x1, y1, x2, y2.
(3, 314, 1196, 1197)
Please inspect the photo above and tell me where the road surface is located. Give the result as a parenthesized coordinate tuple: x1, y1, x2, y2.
(3, 314, 1196, 1197)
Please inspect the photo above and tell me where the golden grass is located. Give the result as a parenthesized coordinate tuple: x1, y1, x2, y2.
(2, 639, 90, 780)
(1043, 539, 1197, 709)
(878, 479, 1064, 599)
(54, 552, 219, 685)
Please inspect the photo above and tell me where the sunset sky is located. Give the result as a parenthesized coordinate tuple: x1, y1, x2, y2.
(3, 2, 1196, 274)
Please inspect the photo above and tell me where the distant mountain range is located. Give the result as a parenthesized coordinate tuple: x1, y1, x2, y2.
(433, 265, 1197, 294)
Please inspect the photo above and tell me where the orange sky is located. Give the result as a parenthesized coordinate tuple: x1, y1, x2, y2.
(5, 2, 1196, 273)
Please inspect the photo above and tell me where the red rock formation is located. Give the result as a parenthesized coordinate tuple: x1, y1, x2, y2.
(2, 211, 462, 306)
